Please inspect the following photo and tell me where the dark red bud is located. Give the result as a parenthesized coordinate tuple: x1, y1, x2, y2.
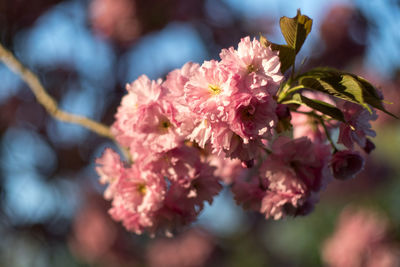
(363, 138, 375, 154)
(331, 150, 365, 180)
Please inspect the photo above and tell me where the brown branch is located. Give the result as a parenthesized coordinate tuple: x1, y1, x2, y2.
(0, 43, 132, 162)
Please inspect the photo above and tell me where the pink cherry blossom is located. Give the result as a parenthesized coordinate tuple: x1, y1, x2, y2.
(231, 171, 266, 212)
(112, 75, 184, 154)
(95, 148, 124, 199)
(163, 62, 202, 136)
(258, 137, 332, 219)
(128, 101, 182, 153)
(259, 157, 308, 219)
(94, 33, 385, 236)
(117, 145, 222, 235)
(150, 175, 220, 236)
(184, 161, 222, 209)
(108, 166, 166, 235)
(112, 75, 164, 148)
(186, 118, 214, 149)
(156, 146, 222, 208)
(126, 74, 164, 104)
(221, 133, 265, 162)
(229, 94, 277, 144)
(186, 118, 236, 157)
(152, 182, 200, 235)
(337, 100, 378, 149)
(164, 62, 200, 101)
(209, 154, 244, 185)
(184, 60, 238, 123)
(220, 36, 283, 97)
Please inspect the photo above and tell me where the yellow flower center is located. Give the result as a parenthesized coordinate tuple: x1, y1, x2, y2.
(137, 184, 147, 195)
(208, 84, 221, 95)
(159, 119, 171, 133)
(247, 64, 258, 73)
(161, 120, 171, 129)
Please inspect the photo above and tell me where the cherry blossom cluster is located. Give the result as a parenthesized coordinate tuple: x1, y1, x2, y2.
(96, 36, 378, 235)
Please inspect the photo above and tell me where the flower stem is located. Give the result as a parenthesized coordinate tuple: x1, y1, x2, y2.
(277, 85, 305, 103)
(292, 110, 338, 152)
(318, 116, 338, 153)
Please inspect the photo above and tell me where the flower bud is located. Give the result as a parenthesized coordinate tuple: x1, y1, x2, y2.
(363, 138, 375, 154)
(276, 104, 291, 120)
(275, 104, 292, 133)
(331, 150, 365, 180)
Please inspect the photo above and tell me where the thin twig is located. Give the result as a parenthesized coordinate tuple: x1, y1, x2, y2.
(292, 110, 338, 152)
(285, 85, 305, 96)
(318, 116, 338, 153)
(277, 84, 305, 103)
(0, 43, 132, 162)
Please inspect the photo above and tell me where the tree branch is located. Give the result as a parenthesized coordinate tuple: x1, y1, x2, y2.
(0, 43, 114, 139)
(0, 43, 132, 162)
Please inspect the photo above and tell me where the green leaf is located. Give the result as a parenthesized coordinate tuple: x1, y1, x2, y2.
(297, 68, 398, 118)
(299, 76, 357, 101)
(282, 94, 302, 105)
(340, 75, 371, 112)
(298, 69, 364, 103)
(293, 93, 345, 122)
(259, 10, 312, 74)
(280, 9, 313, 54)
(299, 75, 371, 111)
(350, 75, 398, 118)
(260, 36, 296, 73)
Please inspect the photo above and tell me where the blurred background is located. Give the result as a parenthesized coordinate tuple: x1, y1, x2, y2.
(1, 0, 400, 266)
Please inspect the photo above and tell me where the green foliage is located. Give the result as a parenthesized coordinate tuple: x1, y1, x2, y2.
(280, 9, 313, 54)
(292, 93, 345, 122)
(265, 10, 397, 121)
(260, 10, 312, 73)
(297, 68, 398, 118)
